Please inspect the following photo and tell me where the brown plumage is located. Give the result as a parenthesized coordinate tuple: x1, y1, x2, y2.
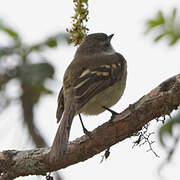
(49, 33, 127, 163)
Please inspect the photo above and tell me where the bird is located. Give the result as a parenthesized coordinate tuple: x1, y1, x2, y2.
(49, 33, 127, 163)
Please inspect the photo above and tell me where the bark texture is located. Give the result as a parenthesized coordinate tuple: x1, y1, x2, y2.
(1, 74, 180, 179)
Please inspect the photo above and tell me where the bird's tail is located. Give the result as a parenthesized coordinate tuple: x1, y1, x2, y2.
(49, 103, 75, 163)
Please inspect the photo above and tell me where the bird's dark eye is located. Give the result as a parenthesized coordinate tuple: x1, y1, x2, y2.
(104, 41, 110, 48)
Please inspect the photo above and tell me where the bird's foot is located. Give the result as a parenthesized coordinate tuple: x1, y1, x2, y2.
(79, 114, 91, 137)
(102, 106, 119, 122)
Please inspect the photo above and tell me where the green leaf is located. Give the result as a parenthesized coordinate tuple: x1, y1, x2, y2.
(17, 62, 54, 85)
(147, 20, 161, 28)
(29, 32, 70, 52)
(157, 11, 165, 25)
(154, 33, 167, 42)
(3, 28, 19, 40)
(159, 116, 180, 147)
(31, 85, 53, 104)
(159, 121, 173, 147)
(169, 35, 179, 45)
(41, 86, 53, 94)
(146, 11, 165, 30)
(45, 38, 58, 48)
(18, 62, 54, 104)
(0, 20, 21, 43)
(146, 8, 180, 46)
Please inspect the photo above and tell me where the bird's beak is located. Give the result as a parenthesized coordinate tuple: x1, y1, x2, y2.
(108, 34, 114, 42)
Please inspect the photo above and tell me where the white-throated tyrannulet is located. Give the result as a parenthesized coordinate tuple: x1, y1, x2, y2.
(49, 33, 127, 162)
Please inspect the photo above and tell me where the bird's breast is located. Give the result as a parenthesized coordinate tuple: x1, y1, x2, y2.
(77, 77, 126, 115)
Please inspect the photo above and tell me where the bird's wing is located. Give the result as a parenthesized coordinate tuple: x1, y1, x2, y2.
(56, 87, 64, 123)
(73, 53, 127, 110)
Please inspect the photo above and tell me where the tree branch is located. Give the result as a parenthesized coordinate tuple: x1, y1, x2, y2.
(1, 73, 180, 179)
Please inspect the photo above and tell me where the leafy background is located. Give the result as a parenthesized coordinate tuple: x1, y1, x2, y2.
(0, 1, 180, 180)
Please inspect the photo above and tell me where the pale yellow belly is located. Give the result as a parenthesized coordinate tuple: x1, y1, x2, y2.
(78, 79, 126, 115)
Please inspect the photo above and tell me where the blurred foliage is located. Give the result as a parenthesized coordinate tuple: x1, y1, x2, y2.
(0, 20, 68, 180)
(146, 8, 180, 164)
(67, 0, 89, 45)
(0, 20, 69, 148)
(0, 20, 21, 43)
(146, 8, 180, 45)
(159, 114, 180, 161)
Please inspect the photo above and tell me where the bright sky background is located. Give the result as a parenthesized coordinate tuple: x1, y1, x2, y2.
(0, 1, 180, 180)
